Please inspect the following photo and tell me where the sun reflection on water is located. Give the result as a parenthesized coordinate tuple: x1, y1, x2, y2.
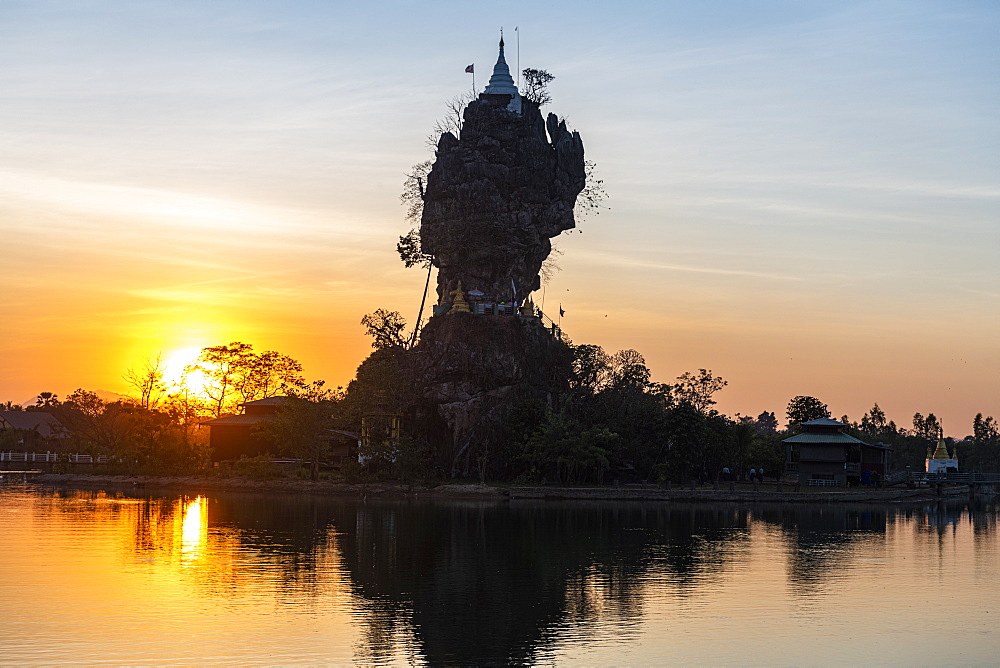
(179, 496, 206, 566)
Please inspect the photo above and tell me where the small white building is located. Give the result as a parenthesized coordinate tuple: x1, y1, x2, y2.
(925, 436, 958, 473)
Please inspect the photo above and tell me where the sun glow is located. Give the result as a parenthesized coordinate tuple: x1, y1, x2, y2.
(161, 346, 210, 397)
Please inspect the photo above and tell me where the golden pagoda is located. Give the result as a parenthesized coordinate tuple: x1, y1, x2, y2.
(926, 428, 958, 474)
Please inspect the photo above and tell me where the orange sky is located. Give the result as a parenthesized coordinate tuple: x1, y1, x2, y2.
(2, 2, 997, 435)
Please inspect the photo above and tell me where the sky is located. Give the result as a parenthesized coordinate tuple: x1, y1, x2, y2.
(2, 0, 997, 434)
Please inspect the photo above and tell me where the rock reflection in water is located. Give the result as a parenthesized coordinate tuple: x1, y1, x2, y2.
(4, 485, 999, 665)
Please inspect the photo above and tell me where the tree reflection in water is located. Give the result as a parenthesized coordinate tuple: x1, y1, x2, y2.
(32, 486, 1000, 665)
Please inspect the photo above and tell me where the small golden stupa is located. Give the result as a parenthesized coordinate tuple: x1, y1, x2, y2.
(449, 281, 471, 313)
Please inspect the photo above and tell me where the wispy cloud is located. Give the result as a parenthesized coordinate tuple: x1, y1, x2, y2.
(573, 249, 808, 283)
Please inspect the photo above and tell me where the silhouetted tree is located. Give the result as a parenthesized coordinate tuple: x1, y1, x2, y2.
(186, 342, 305, 417)
(360, 310, 408, 351)
(123, 354, 167, 410)
(575, 160, 608, 219)
(756, 411, 779, 434)
(860, 403, 898, 443)
(521, 68, 554, 105)
(568, 343, 613, 394)
(255, 381, 342, 481)
(401, 159, 433, 223)
(786, 395, 830, 427)
(670, 369, 727, 413)
(911, 412, 941, 441)
(521, 410, 615, 484)
(34, 392, 59, 408)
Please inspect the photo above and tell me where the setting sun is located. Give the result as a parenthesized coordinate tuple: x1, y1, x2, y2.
(161, 347, 209, 398)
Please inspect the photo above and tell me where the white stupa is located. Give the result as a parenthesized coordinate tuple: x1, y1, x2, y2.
(926, 431, 958, 474)
(483, 36, 522, 114)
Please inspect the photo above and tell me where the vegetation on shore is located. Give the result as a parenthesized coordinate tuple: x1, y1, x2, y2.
(4, 331, 998, 486)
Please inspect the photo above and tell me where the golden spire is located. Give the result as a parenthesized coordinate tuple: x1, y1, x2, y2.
(450, 280, 471, 313)
(932, 433, 950, 459)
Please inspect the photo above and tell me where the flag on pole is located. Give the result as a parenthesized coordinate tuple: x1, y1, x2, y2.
(465, 64, 474, 73)
(559, 305, 565, 318)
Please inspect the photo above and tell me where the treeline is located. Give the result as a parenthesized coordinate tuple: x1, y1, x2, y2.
(0, 342, 316, 475)
(833, 403, 1000, 472)
(1, 389, 204, 474)
(336, 312, 1000, 484)
(4, 332, 998, 482)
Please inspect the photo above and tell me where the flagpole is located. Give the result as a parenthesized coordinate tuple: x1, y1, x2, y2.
(516, 26, 520, 88)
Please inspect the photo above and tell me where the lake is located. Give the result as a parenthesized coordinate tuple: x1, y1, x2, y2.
(1, 482, 998, 665)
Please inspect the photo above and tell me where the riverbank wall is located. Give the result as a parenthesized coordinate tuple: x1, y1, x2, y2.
(14, 474, 976, 504)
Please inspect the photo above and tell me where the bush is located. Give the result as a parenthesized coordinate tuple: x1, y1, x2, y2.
(231, 455, 283, 480)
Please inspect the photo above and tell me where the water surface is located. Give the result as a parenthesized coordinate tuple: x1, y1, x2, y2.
(1, 483, 997, 665)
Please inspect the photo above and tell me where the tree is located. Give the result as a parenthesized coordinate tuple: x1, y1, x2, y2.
(360, 310, 408, 351)
(123, 354, 167, 409)
(397, 228, 432, 268)
(786, 395, 830, 427)
(670, 369, 727, 413)
(973, 413, 999, 446)
(569, 344, 612, 393)
(400, 160, 433, 224)
(912, 412, 941, 441)
(970, 413, 1000, 471)
(521, 68, 554, 105)
(575, 160, 608, 220)
(397, 228, 435, 347)
(186, 342, 305, 417)
(608, 349, 651, 393)
(255, 381, 342, 481)
(54, 389, 204, 474)
(520, 410, 615, 484)
(34, 392, 59, 408)
(756, 411, 779, 434)
(427, 91, 476, 148)
(860, 403, 898, 443)
(245, 350, 305, 400)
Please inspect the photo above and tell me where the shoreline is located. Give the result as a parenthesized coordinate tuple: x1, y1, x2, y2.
(13, 473, 976, 504)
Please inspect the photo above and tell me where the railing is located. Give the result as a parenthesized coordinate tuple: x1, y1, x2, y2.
(882, 471, 1000, 486)
(883, 471, 908, 485)
(535, 308, 563, 340)
(1, 452, 109, 464)
(806, 479, 840, 487)
(909, 472, 1000, 484)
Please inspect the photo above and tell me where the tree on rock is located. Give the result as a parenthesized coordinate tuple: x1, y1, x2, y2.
(361, 310, 408, 350)
(521, 68, 554, 105)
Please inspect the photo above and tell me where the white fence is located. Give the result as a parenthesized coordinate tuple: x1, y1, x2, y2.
(0, 452, 109, 464)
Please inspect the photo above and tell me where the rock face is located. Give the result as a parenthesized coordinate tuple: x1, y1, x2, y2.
(420, 94, 586, 303)
(407, 314, 571, 476)
(406, 88, 586, 477)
